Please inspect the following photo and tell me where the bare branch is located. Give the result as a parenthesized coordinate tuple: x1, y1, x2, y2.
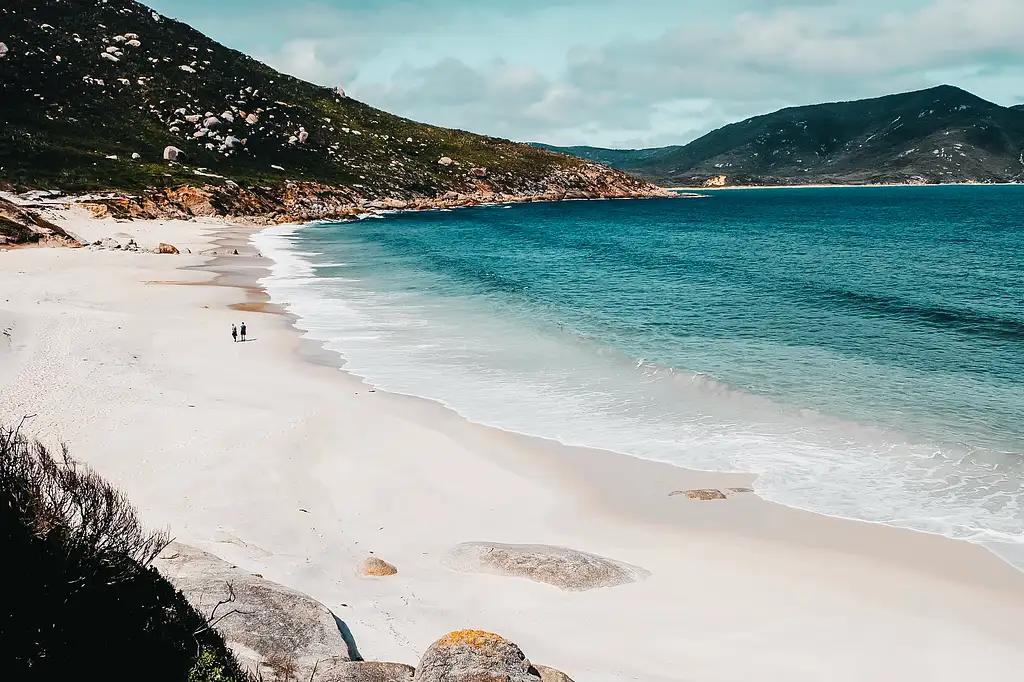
(307, 658, 322, 682)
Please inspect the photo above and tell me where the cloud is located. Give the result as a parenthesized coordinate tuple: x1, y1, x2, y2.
(152, 0, 1024, 147)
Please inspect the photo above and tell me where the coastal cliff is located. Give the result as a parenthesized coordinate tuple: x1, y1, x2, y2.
(78, 165, 667, 225)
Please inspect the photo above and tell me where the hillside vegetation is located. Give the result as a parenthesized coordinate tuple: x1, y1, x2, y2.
(0, 0, 658, 204)
(0, 423, 247, 681)
(540, 86, 1024, 187)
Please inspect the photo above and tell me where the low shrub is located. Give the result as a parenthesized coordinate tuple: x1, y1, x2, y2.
(0, 422, 250, 681)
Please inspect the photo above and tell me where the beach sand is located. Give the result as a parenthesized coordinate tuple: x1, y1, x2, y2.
(2, 207, 1024, 681)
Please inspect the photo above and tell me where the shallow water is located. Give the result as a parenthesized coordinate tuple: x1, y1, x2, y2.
(253, 186, 1024, 566)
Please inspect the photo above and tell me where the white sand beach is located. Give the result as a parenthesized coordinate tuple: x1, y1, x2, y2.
(3, 207, 1024, 682)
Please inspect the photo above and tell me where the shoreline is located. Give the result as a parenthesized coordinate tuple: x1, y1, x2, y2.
(3, 211, 1024, 679)
(238, 221, 1024, 586)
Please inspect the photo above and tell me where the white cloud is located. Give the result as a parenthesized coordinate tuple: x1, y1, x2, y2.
(165, 0, 1024, 147)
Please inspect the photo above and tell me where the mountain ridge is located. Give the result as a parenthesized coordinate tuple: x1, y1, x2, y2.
(537, 86, 1024, 187)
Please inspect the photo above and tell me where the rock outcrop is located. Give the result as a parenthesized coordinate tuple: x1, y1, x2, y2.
(0, 196, 75, 245)
(153, 542, 352, 679)
(413, 631, 541, 682)
(150, 545, 580, 682)
(157, 242, 180, 254)
(362, 556, 398, 577)
(314, 660, 416, 682)
(534, 666, 575, 682)
(442, 542, 650, 592)
(70, 166, 669, 227)
(668, 488, 754, 500)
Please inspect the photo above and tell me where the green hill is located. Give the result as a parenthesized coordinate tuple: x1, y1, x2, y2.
(0, 0, 661, 209)
(540, 87, 1024, 187)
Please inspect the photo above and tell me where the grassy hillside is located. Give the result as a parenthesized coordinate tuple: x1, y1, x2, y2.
(0, 0, 656, 201)
(541, 87, 1024, 187)
(530, 143, 682, 169)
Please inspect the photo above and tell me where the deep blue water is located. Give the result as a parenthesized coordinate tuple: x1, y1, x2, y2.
(254, 186, 1024, 564)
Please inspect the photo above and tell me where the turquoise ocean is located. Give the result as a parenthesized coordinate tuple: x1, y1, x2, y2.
(253, 186, 1024, 566)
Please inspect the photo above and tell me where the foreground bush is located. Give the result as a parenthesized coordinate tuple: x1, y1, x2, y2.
(0, 423, 249, 681)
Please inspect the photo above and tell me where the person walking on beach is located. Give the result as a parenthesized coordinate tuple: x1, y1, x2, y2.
(240, 322, 247, 342)
(231, 324, 238, 342)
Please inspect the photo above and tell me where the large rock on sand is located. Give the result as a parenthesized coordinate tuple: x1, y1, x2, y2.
(442, 542, 649, 592)
(153, 542, 352, 678)
(362, 556, 398, 576)
(413, 630, 540, 682)
(534, 665, 574, 682)
(314, 660, 415, 682)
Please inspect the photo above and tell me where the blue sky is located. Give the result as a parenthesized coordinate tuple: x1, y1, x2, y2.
(148, 0, 1024, 148)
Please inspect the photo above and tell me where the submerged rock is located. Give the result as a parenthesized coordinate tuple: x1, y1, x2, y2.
(443, 542, 649, 591)
(413, 631, 540, 682)
(670, 489, 727, 500)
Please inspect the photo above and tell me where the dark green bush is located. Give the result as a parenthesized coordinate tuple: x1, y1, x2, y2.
(0, 423, 250, 681)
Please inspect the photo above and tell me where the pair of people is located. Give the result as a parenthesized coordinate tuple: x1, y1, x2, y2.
(231, 322, 247, 342)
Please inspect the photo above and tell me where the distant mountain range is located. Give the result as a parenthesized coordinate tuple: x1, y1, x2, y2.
(536, 86, 1024, 187)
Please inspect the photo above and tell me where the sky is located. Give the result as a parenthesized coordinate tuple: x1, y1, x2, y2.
(147, 0, 1024, 148)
